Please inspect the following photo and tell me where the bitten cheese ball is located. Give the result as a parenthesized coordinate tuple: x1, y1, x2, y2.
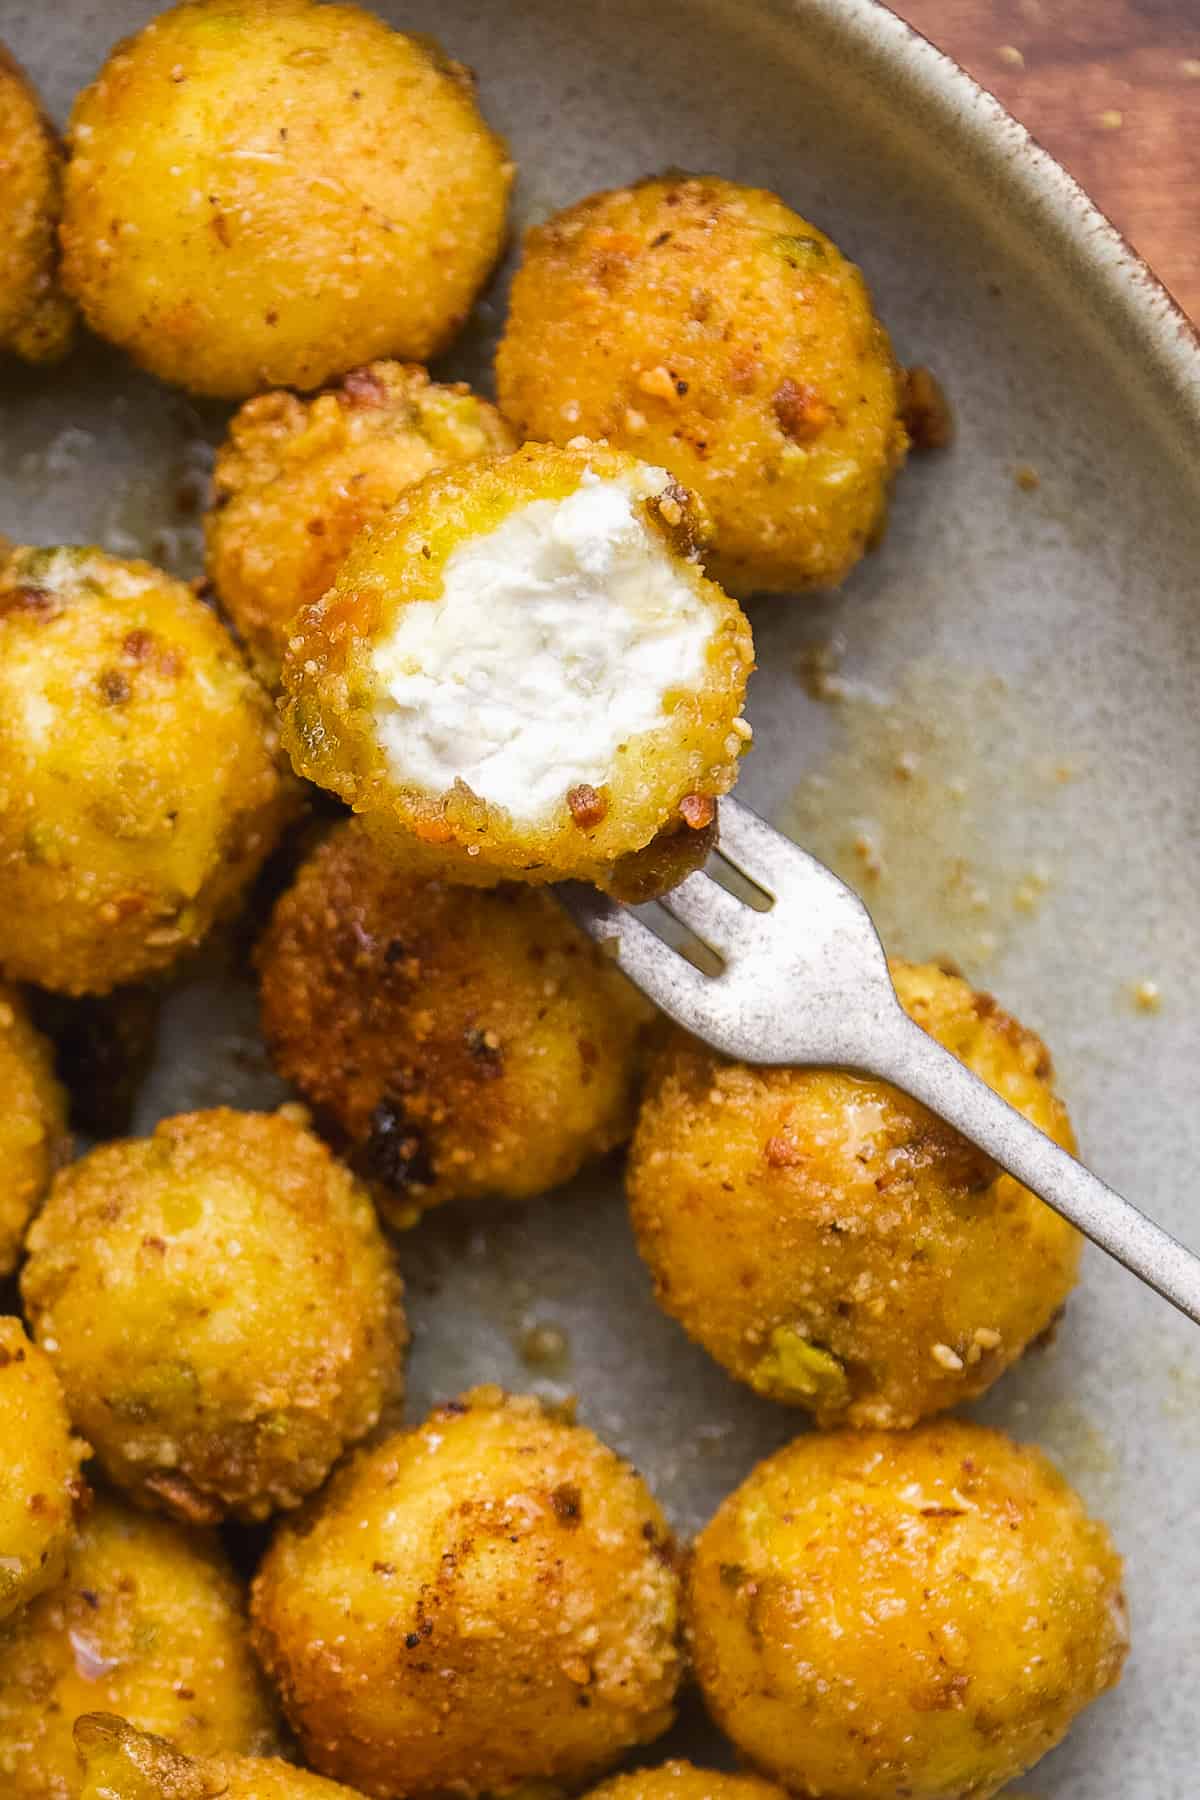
(281, 442, 753, 895)
(0, 984, 69, 1275)
(22, 1108, 405, 1524)
(628, 961, 1081, 1428)
(0, 47, 74, 363)
(252, 1388, 683, 1798)
(687, 1423, 1128, 1800)
(0, 546, 294, 995)
(496, 174, 908, 595)
(60, 0, 512, 397)
(258, 820, 649, 1224)
(206, 362, 515, 686)
(0, 1318, 88, 1624)
(77, 1713, 367, 1800)
(0, 1497, 279, 1797)
(584, 1763, 789, 1800)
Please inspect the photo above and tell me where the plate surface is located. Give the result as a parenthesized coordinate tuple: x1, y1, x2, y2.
(2, 2, 1199, 1795)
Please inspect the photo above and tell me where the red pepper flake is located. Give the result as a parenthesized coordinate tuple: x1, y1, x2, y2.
(567, 784, 608, 828)
(773, 378, 832, 443)
(680, 793, 715, 830)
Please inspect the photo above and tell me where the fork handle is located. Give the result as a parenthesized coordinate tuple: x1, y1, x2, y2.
(872, 1011, 1200, 1326)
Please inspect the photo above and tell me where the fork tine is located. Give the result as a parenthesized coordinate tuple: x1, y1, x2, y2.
(713, 794, 801, 894)
(654, 868, 754, 954)
(555, 883, 712, 1016)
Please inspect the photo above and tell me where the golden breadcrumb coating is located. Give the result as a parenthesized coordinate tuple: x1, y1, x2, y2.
(0, 47, 74, 363)
(252, 1388, 683, 1798)
(688, 1422, 1128, 1800)
(60, 0, 512, 396)
(497, 173, 907, 595)
(206, 362, 514, 686)
(0, 1318, 88, 1624)
(77, 1712, 368, 1799)
(0, 545, 295, 996)
(0, 1497, 279, 1798)
(22, 1108, 405, 1523)
(628, 960, 1081, 1427)
(0, 984, 69, 1275)
(280, 441, 753, 895)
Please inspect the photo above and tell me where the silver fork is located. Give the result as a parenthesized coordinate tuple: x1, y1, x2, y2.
(559, 795, 1200, 1327)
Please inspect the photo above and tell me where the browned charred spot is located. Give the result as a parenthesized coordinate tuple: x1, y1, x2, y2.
(27, 1492, 48, 1517)
(141, 1234, 167, 1254)
(383, 938, 407, 965)
(550, 1482, 583, 1528)
(97, 668, 131, 706)
(919, 1505, 967, 1518)
(718, 1560, 748, 1588)
(340, 365, 389, 409)
(265, 308, 279, 325)
(910, 1672, 970, 1712)
(122, 628, 182, 677)
(143, 1470, 221, 1526)
(902, 365, 954, 451)
(404, 1631, 422, 1648)
(680, 793, 715, 831)
(0, 584, 58, 620)
(372, 1561, 396, 1576)
(68, 1475, 92, 1519)
(464, 1026, 503, 1077)
(765, 1134, 803, 1169)
(306, 517, 328, 537)
(174, 1684, 195, 1700)
(361, 1100, 434, 1193)
(0, 1346, 13, 1368)
(567, 784, 608, 829)
(773, 377, 833, 443)
(80, 1588, 100, 1610)
(442, 1398, 469, 1416)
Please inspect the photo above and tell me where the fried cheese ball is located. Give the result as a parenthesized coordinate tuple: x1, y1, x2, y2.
(0, 546, 294, 996)
(206, 362, 516, 686)
(0, 48, 74, 363)
(0, 1318, 88, 1624)
(258, 820, 649, 1224)
(687, 1423, 1129, 1800)
(21, 1108, 404, 1525)
(585, 1763, 789, 1800)
(77, 1713, 367, 1800)
(60, 0, 512, 397)
(281, 442, 754, 895)
(0, 1497, 279, 1797)
(496, 174, 908, 595)
(628, 960, 1081, 1428)
(251, 1387, 683, 1798)
(0, 984, 69, 1275)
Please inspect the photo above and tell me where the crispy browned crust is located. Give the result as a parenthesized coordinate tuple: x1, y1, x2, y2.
(257, 819, 650, 1221)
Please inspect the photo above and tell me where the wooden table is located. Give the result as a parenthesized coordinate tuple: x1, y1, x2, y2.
(895, 0, 1200, 321)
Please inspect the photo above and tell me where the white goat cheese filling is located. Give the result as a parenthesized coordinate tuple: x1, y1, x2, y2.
(370, 467, 716, 821)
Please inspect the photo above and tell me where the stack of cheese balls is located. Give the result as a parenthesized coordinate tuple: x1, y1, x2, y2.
(0, 5, 1126, 1800)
